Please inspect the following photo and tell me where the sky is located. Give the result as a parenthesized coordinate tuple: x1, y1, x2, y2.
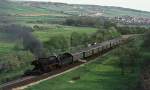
(14, 0, 150, 12)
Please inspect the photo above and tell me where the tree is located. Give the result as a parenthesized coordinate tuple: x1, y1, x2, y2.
(90, 28, 108, 43)
(44, 35, 69, 54)
(116, 46, 140, 75)
(143, 31, 150, 49)
(70, 32, 82, 47)
(33, 25, 40, 30)
(104, 20, 117, 29)
(80, 33, 89, 47)
(108, 27, 121, 39)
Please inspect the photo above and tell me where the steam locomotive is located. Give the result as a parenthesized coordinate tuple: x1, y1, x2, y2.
(25, 37, 127, 75)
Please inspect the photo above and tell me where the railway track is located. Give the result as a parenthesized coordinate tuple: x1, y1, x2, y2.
(1, 62, 84, 90)
(0, 35, 134, 90)
(15, 52, 111, 90)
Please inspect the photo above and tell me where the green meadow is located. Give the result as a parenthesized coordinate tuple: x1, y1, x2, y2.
(33, 25, 97, 42)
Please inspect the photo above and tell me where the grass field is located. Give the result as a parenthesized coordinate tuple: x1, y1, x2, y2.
(16, 16, 66, 24)
(33, 25, 97, 42)
(26, 50, 140, 90)
(0, 42, 15, 55)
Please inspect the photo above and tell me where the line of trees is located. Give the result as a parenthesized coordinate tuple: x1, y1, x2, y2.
(142, 30, 150, 49)
(44, 26, 121, 55)
(44, 32, 90, 54)
(112, 31, 150, 76)
(64, 16, 149, 35)
(116, 26, 150, 35)
(63, 16, 116, 28)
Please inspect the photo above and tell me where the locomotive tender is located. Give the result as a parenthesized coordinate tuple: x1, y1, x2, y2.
(25, 37, 125, 75)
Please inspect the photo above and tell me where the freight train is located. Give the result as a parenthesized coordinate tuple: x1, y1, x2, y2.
(25, 36, 128, 75)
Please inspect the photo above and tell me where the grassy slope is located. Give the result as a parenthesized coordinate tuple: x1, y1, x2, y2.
(1, 1, 150, 18)
(0, 2, 41, 15)
(100, 6, 150, 17)
(1, 1, 150, 25)
(26, 50, 139, 90)
(0, 1, 69, 24)
(0, 2, 52, 15)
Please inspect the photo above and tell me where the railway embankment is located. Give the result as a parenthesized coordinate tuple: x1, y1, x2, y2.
(25, 48, 141, 90)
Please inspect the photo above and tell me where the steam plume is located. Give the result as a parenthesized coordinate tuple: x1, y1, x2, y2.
(0, 24, 44, 58)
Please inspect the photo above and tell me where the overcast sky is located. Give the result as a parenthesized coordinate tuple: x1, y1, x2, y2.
(14, 0, 150, 12)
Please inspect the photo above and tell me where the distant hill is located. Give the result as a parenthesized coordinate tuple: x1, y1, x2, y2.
(1, 1, 150, 18)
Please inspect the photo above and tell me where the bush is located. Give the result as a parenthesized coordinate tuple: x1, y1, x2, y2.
(44, 35, 69, 54)
(90, 26, 121, 43)
(63, 16, 116, 28)
(0, 51, 34, 73)
(70, 32, 89, 47)
(116, 26, 148, 35)
(114, 45, 141, 75)
(142, 31, 150, 49)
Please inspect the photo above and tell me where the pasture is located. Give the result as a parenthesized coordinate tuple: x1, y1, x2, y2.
(0, 43, 15, 55)
(33, 25, 97, 42)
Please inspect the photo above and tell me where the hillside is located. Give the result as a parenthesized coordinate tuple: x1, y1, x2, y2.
(1, 1, 150, 25)
(0, 1, 65, 16)
(2, 1, 150, 18)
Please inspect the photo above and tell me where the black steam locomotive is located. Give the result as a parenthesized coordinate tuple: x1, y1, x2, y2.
(25, 37, 126, 75)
